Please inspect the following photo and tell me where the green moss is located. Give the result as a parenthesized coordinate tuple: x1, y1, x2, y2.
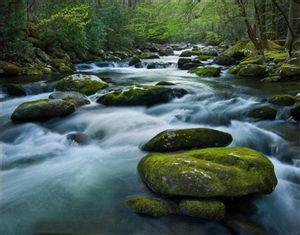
(224, 40, 253, 58)
(237, 64, 266, 77)
(126, 196, 174, 217)
(18, 99, 50, 108)
(196, 55, 214, 61)
(265, 51, 288, 61)
(189, 66, 221, 77)
(267, 95, 296, 106)
(138, 147, 277, 198)
(239, 56, 264, 65)
(228, 65, 242, 74)
(57, 75, 108, 95)
(179, 199, 225, 220)
(260, 76, 281, 83)
(280, 63, 300, 78)
(0, 61, 22, 75)
(248, 106, 277, 120)
(142, 128, 233, 152)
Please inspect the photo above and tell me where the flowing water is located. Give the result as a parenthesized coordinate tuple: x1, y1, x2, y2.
(0, 48, 300, 235)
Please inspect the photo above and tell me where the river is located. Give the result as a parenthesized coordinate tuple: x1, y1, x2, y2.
(0, 47, 300, 235)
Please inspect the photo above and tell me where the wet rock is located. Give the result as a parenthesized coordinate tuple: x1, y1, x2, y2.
(2, 84, 26, 96)
(11, 99, 75, 122)
(156, 81, 175, 86)
(267, 95, 296, 106)
(138, 147, 277, 197)
(260, 75, 281, 83)
(237, 64, 267, 78)
(214, 55, 236, 66)
(49, 91, 90, 107)
(126, 195, 175, 217)
(140, 53, 160, 59)
(178, 58, 192, 69)
(179, 50, 193, 57)
(179, 199, 225, 220)
(56, 74, 108, 95)
(189, 66, 221, 77)
(97, 86, 187, 106)
(280, 63, 300, 79)
(134, 63, 143, 68)
(142, 128, 232, 152)
(159, 46, 174, 56)
(129, 56, 141, 66)
(291, 105, 300, 121)
(0, 61, 22, 76)
(248, 106, 277, 120)
(147, 62, 171, 69)
(66, 132, 90, 145)
(181, 62, 203, 70)
(239, 56, 264, 65)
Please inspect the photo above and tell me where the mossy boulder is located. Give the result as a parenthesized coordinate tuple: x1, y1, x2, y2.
(49, 91, 90, 107)
(177, 58, 192, 69)
(129, 56, 141, 66)
(261, 75, 281, 83)
(138, 147, 277, 198)
(2, 84, 26, 96)
(179, 50, 193, 57)
(291, 105, 300, 121)
(179, 199, 225, 220)
(280, 63, 300, 79)
(189, 66, 221, 77)
(267, 95, 296, 106)
(237, 64, 266, 78)
(56, 74, 108, 95)
(228, 65, 242, 74)
(11, 99, 75, 122)
(196, 55, 214, 61)
(239, 56, 264, 65)
(248, 106, 277, 120)
(142, 128, 233, 152)
(97, 86, 187, 106)
(214, 55, 236, 66)
(0, 61, 22, 76)
(35, 48, 50, 63)
(223, 40, 252, 60)
(126, 196, 175, 217)
(156, 81, 175, 86)
(265, 51, 288, 62)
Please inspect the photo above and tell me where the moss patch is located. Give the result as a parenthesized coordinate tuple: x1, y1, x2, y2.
(138, 147, 277, 198)
(248, 106, 277, 120)
(267, 95, 296, 106)
(189, 66, 221, 77)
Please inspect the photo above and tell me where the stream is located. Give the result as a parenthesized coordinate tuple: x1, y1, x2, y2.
(0, 47, 300, 235)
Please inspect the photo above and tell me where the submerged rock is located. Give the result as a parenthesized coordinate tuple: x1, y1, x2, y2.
(248, 106, 277, 120)
(267, 95, 296, 106)
(11, 99, 75, 122)
(189, 66, 221, 77)
(179, 199, 225, 220)
(142, 128, 232, 152)
(97, 86, 187, 106)
(291, 105, 300, 121)
(49, 91, 90, 107)
(66, 132, 90, 145)
(56, 74, 108, 95)
(2, 84, 26, 96)
(138, 147, 277, 198)
(126, 196, 175, 217)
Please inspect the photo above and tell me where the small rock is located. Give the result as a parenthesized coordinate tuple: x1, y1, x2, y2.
(156, 81, 175, 86)
(267, 95, 296, 106)
(248, 106, 277, 120)
(66, 132, 90, 145)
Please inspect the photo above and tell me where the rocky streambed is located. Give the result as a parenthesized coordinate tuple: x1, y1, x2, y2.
(0, 44, 300, 235)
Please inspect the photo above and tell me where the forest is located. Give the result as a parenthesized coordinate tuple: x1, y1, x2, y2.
(0, 1, 300, 235)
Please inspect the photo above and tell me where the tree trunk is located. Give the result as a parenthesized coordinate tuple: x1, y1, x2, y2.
(286, 0, 300, 56)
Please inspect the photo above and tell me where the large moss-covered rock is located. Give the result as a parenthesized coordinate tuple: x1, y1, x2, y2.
(237, 64, 266, 78)
(97, 86, 187, 106)
(267, 95, 296, 106)
(179, 199, 225, 220)
(291, 105, 300, 121)
(56, 74, 108, 95)
(189, 66, 221, 77)
(0, 61, 22, 76)
(142, 128, 233, 152)
(223, 40, 252, 60)
(280, 64, 300, 79)
(11, 99, 75, 122)
(49, 91, 90, 107)
(248, 106, 277, 120)
(239, 56, 264, 65)
(138, 147, 277, 197)
(126, 196, 175, 217)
